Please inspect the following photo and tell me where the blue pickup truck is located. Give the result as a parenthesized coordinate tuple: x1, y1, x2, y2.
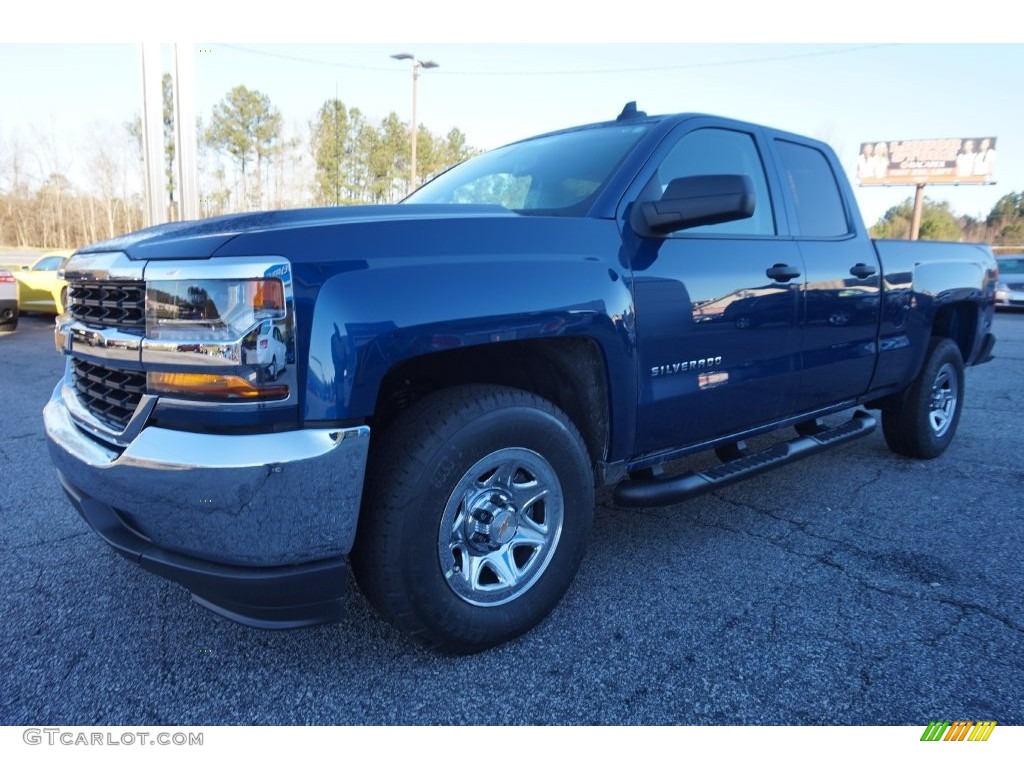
(45, 104, 997, 653)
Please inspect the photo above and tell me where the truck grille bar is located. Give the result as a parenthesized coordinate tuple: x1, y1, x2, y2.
(68, 281, 146, 328)
(72, 358, 146, 430)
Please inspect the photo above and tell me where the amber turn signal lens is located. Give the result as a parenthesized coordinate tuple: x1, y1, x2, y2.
(148, 372, 288, 400)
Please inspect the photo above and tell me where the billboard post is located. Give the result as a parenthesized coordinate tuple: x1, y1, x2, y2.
(910, 184, 925, 241)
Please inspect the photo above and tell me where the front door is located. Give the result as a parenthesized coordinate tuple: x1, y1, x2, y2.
(627, 123, 805, 456)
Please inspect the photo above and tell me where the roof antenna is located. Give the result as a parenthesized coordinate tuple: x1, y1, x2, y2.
(617, 101, 646, 121)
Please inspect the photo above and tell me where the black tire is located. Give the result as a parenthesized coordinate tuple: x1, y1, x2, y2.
(0, 308, 16, 332)
(882, 337, 964, 459)
(351, 384, 594, 654)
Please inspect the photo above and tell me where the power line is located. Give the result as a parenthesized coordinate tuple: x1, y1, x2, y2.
(217, 43, 897, 77)
(219, 44, 395, 72)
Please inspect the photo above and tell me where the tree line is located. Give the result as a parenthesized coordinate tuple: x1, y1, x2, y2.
(0, 81, 476, 249)
(869, 193, 1024, 245)
(1, 79, 1022, 250)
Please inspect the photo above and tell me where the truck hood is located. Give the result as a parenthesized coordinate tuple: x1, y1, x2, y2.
(76, 205, 514, 260)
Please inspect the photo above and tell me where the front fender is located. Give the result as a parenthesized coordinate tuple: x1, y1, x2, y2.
(303, 249, 636, 433)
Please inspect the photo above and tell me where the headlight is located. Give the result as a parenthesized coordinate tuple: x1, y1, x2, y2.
(146, 278, 285, 340)
(141, 265, 294, 404)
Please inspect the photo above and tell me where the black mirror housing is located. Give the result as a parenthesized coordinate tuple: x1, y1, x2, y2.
(633, 174, 755, 236)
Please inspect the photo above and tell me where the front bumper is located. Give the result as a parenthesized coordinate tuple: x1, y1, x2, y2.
(44, 383, 371, 628)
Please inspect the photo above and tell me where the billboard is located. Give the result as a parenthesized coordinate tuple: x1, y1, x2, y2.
(857, 137, 996, 185)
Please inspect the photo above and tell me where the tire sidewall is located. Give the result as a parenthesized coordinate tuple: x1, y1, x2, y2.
(912, 339, 965, 458)
(392, 401, 593, 650)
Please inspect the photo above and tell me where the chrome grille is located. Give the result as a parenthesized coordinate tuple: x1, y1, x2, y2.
(68, 281, 145, 328)
(72, 359, 146, 430)
(1006, 282, 1024, 292)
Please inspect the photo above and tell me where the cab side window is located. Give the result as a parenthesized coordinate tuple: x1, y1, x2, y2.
(774, 140, 850, 237)
(644, 128, 775, 236)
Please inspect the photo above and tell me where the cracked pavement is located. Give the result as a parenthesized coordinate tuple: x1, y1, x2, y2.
(1, 311, 1021, 725)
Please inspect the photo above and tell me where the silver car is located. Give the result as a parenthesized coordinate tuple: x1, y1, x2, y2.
(0, 269, 18, 332)
(995, 255, 1024, 309)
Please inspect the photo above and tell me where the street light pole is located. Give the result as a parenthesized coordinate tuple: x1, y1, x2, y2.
(391, 53, 438, 190)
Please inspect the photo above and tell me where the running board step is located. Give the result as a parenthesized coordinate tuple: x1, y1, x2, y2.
(613, 411, 877, 508)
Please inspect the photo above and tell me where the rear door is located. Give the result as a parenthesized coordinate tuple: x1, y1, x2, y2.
(769, 137, 882, 411)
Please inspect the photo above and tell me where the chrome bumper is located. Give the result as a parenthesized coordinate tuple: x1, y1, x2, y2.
(44, 383, 370, 567)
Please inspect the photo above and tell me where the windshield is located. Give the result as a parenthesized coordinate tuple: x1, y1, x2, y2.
(998, 257, 1024, 274)
(405, 122, 652, 215)
(34, 255, 65, 270)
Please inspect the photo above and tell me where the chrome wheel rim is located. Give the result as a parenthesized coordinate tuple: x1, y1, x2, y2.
(438, 447, 564, 607)
(928, 362, 958, 437)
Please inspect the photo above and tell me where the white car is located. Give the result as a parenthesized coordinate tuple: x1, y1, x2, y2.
(0, 269, 18, 331)
(243, 320, 288, 379)
(995, 254, 1024, 309)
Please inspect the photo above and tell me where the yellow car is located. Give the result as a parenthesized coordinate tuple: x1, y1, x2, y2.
(14, 250, 73, 314)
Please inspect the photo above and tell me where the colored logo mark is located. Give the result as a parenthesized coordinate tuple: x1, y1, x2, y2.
(920, 721, 996, 742)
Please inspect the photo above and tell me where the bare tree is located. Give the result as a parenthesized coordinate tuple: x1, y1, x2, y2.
(86, 122, 128, 239)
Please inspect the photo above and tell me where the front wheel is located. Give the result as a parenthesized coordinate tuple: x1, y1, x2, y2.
(352, 385, 594, 654)
(882, 337, 965, 459)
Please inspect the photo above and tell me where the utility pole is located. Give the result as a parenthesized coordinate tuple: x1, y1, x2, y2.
(139, 43, 199, 226)
(390, 53, 439, 190)
(139, 44, 165, 227)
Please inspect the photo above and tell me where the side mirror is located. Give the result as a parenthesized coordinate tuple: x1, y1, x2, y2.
(631, 174, 755, 236)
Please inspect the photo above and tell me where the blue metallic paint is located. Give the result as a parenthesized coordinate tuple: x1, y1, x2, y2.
(68, 113, 996, 469)
(293, 216, 638, 459)
(871, 240, 996, 386)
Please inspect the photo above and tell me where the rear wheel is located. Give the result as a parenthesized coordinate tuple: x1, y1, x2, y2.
(882, 337, 964, 458)
(352, 384, 594, 654)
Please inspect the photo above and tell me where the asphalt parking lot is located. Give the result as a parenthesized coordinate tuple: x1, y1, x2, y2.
(1, 311, 1021, 726)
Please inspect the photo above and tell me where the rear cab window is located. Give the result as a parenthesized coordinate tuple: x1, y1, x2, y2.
(773, 140, 850, 237)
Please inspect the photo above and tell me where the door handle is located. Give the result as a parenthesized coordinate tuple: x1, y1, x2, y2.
(765, 263, 801, 282)
(849, 263, 877, 279)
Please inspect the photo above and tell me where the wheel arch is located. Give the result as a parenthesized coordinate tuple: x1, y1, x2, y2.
(930, 301, 978, 363)
(372, 337, 611, 472)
